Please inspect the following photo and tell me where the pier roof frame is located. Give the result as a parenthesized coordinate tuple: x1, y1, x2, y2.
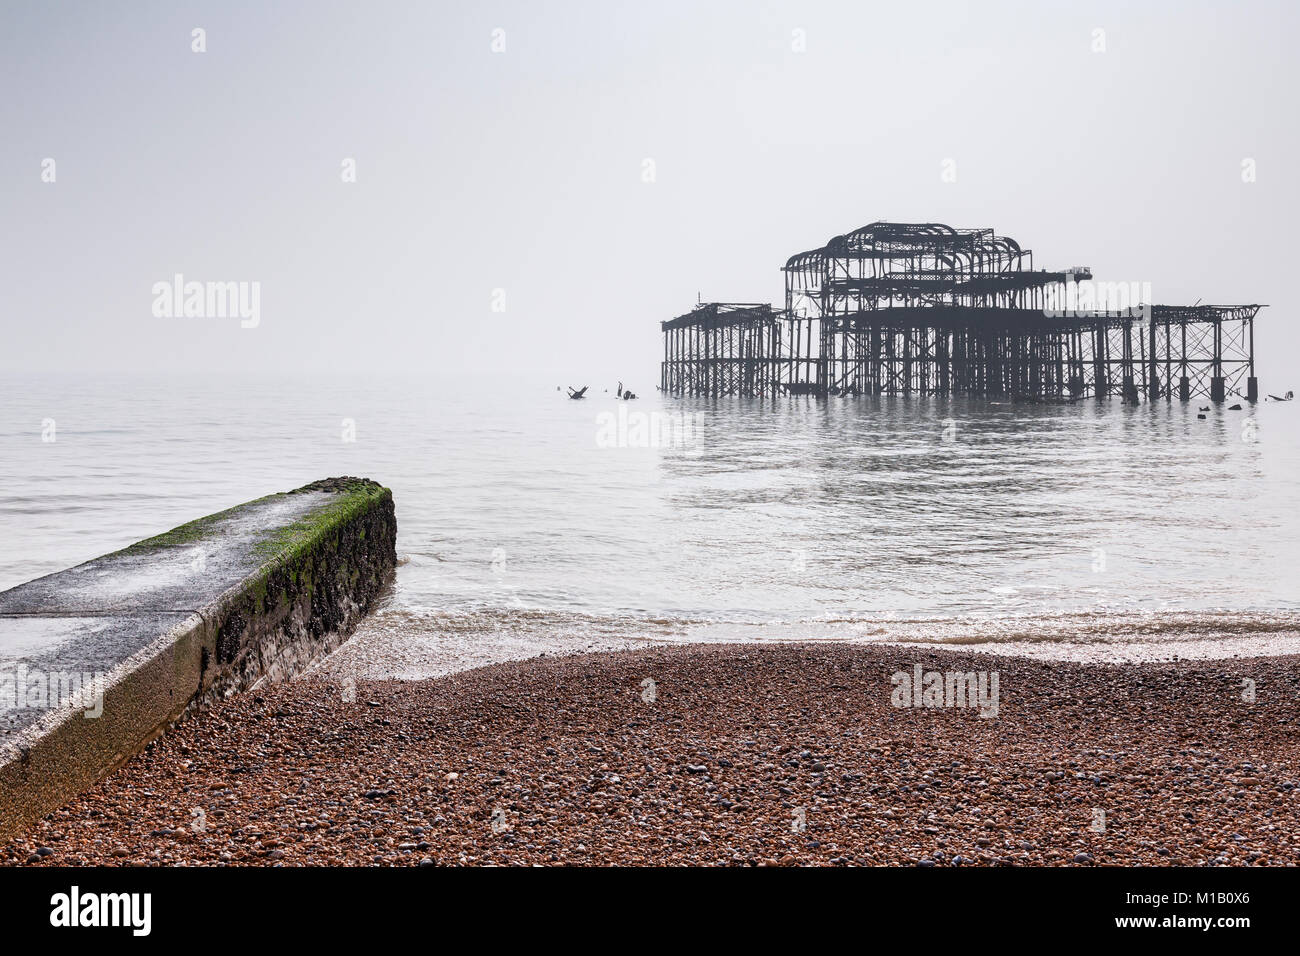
(661, 302, 777, 331)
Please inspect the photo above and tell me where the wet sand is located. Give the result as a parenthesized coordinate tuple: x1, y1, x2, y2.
(310, 606, 1300, 684)
(5, 642, 1300, 866)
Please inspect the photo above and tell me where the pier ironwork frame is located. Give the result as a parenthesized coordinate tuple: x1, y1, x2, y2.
(660, 222, 1262, 402)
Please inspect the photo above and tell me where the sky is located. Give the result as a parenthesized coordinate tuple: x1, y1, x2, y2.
(2, 0, 1297, 389)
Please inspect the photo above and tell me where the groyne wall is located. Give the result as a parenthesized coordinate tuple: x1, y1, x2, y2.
(0, 477, 396, 841)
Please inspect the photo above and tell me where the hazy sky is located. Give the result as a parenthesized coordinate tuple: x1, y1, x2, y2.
(3, 0, 1296, 388)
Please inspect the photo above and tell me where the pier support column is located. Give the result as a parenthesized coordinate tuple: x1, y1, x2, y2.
(1122, 376, 1139, 403)
(1247, 377, 1259, 403)
(1147, 314, 1160, 400)
(1211, 377, 1226, 403)
(1178, 376, 1190, 402)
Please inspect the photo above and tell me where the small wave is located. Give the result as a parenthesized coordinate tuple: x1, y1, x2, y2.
(316, 604, 1300, 679)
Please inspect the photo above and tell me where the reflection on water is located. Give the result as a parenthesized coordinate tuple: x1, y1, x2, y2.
(2, 373, 1298, 666)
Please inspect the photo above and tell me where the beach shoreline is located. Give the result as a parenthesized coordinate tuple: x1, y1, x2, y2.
(6, 641, 1298, 867)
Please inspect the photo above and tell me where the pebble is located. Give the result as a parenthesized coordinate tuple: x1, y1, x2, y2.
(5, 644, 1299, 868)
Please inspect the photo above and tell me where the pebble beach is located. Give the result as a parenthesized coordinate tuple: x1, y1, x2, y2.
(6, 643, 1300, 867)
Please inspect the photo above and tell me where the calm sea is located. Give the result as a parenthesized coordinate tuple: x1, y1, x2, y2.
(2, 372, 1298, 672)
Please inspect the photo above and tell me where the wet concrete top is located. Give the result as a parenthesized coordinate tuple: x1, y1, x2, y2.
(0, 490, 334, 735)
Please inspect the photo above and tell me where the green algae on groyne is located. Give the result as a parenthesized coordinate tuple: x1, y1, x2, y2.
(0, 477, 396, 841)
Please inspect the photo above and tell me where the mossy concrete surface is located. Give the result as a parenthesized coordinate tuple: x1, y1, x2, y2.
(0, 477, 396, 841)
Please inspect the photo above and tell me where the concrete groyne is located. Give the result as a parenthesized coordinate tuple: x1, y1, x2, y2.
(0, 477, 396, 841)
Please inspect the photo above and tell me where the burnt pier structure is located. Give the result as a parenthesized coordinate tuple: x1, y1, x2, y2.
(660, 222, 1262, 402)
